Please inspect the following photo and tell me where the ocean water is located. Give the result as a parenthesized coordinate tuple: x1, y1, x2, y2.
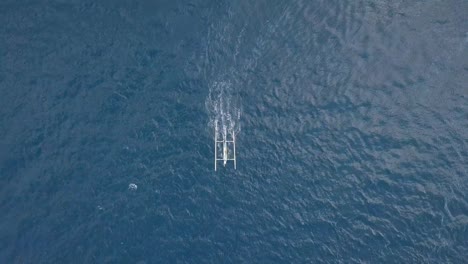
(1, 0, 467, 263)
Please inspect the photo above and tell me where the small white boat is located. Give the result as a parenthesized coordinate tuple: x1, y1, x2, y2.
(215, 122, 236, 171)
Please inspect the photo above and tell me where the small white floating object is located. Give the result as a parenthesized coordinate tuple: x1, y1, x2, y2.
(128, 183, 138, 191)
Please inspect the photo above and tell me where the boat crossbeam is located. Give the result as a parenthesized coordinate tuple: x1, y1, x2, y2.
(214, 123, 237, 171)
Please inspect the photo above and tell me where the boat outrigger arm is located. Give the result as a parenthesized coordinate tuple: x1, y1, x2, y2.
(214, 124, 236, 171)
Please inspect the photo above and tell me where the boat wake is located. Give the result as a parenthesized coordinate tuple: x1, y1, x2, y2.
(205, 81, 241, 145)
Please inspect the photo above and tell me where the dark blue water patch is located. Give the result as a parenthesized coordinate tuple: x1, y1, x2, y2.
(1, 0, 468, 263)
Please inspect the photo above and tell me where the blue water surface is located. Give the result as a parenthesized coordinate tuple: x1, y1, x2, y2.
(1, 0, 467, 263)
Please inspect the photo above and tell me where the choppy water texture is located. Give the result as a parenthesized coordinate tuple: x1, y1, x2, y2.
(1, 0, 468, 263)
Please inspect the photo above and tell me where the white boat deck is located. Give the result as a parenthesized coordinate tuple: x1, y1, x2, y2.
(214, 124, 236, 171)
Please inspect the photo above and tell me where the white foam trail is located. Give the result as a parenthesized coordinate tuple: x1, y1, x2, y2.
(205, 81, 241, 142)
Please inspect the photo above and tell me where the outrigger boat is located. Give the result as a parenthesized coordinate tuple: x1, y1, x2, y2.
(214, 122, 236, 171)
